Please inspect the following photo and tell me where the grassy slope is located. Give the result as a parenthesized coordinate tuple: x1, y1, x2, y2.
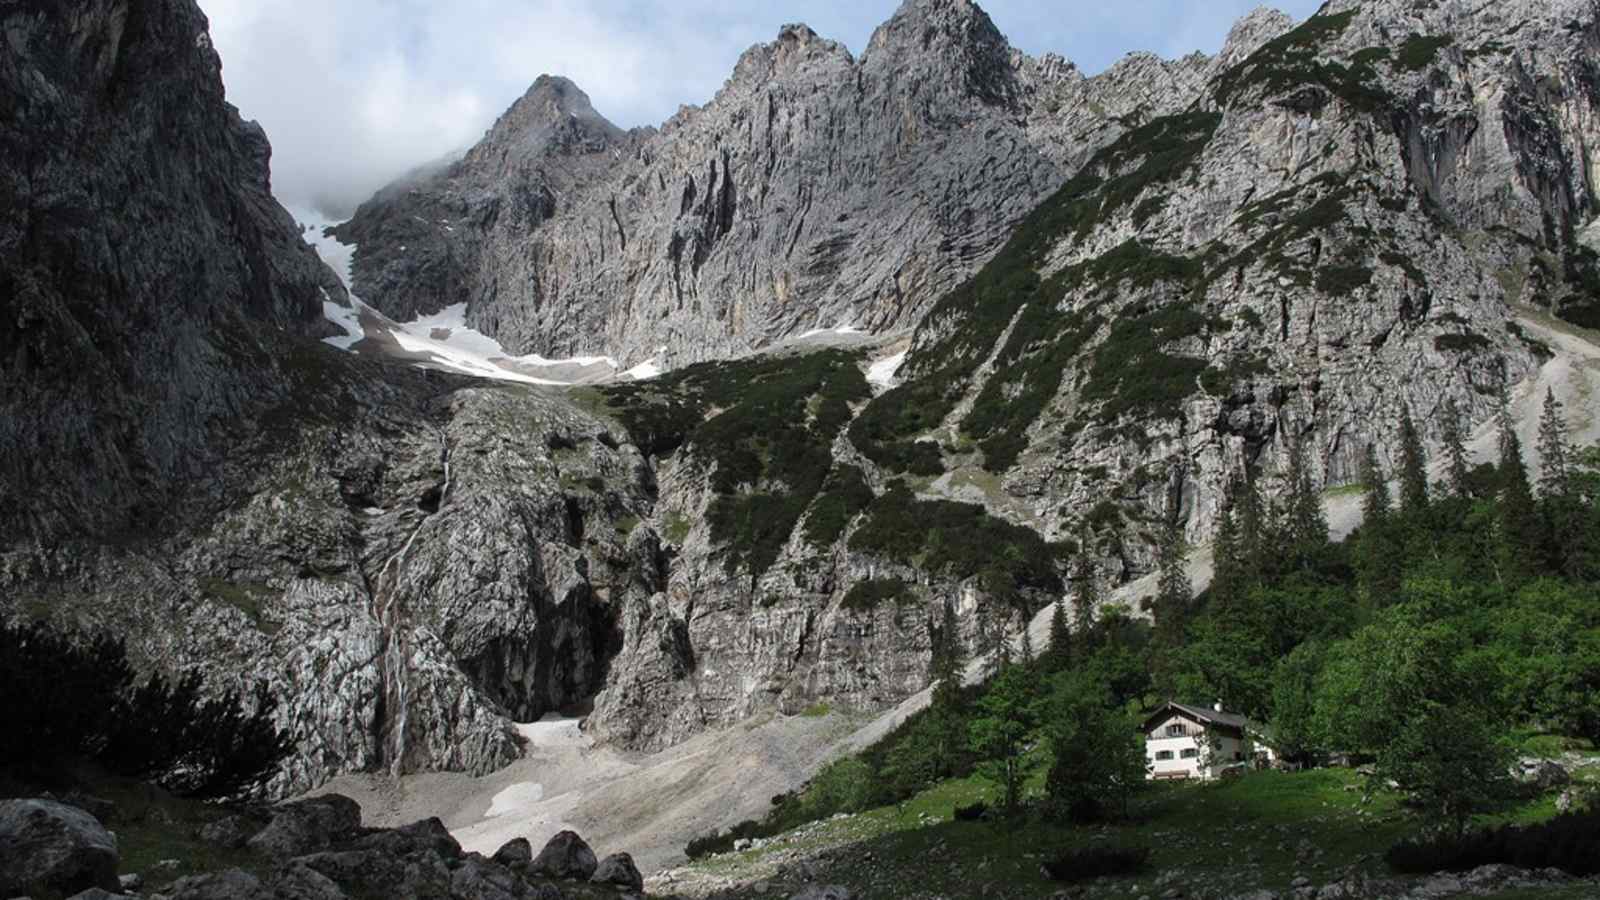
(672, 758, 1599, 900)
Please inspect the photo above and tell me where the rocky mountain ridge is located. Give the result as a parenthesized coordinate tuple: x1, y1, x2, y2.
(7, 0, 1600, 848)
(334, 0, 1280, 369)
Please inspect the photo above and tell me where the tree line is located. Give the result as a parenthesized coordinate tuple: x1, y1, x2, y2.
(0, 622, 293, 799)
(743, 390, 1600, 839)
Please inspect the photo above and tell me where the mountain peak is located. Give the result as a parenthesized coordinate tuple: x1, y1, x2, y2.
(863, 0, 1019, 107)
(727, 21, 854, 87)
(468, 75, 623, 169)
(1215, 6, 1296, 70)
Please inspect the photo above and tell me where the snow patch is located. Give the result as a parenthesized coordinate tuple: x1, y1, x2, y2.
(799, 322, 865, 340)
(288, 207, 633, 385)
(867, 350, 907, 388)
(485, 782, 545, 819)
(624, 360, 662, 380)
(322, 290, 364, 351)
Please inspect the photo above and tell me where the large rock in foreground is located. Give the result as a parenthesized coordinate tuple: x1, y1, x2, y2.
(0, 799, 120, 898)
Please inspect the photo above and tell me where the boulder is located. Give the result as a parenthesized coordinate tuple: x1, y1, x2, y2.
(492, 837, 533, 866)
(66, 891, 136, 900)
(449, 855, 563, 900)
(288, 848, 453, 899)
(528, 830, 597, 880)
(1514, 758, 1571, 791)
(264, 860, 351, 900)
(350, 817, 460, 860)
(164, 868, 274, 900)
(246, 794, 363, 859)
(591, 852, 644, 891)
(198, 813, 267, 849)
(0, 799, 120, 898)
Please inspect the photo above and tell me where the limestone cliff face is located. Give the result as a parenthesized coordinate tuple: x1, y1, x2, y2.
(337, 0, 1219, 368)
(0, 0, 345, 545)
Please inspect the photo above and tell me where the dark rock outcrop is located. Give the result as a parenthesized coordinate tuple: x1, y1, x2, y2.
(246, 794, 362, 860)
(591, 852, 644, 891)
(492, 837, 534, 867)
(0, 799, 120, 898)
(528, 829, 598, 880)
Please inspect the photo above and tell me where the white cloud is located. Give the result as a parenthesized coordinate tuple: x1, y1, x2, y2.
(199, 0, 1323, 216)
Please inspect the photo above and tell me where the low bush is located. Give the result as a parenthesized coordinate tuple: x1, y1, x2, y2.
(1041, 845, 1152, 883)
(953, 801, 989, 822)
(841, 578, 914, 612)
(1385, 807, 1600, 876)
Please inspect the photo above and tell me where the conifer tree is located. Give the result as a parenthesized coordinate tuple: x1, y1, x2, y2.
(1284, 431, 1329, 565)
(1397, 405, 1430, 515)
(1356, 443, 1400, 602)
(1210, 481, 1243, 610)
(1536, 389, 1582, 577)
(1152, 486, 1192, 693)
(1537, 389, 1571, 500)
(929, 601, 968, 775)
(1072, 556, 1101, 652)
(1046, 596, 1071, 672)
(931, 601, 965, 713)
(1496, 396, 1539, 583)
(1440, 399, 1472, 498)
(1235, 466, 1268, 587)
(1360, 443, 1392, 522)
(1019, 613, 1036, 666)
(1155, 499, 1192, 617)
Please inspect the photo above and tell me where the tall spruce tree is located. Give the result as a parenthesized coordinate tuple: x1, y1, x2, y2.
(930, 601, 967, 775)
(1356, 443, 1400, 602)
(1440, 399, 1472, 498)
(1360, 443, 1393, 522)
(1537, 389, 1571, 500)
(1072, 556, 1102, 653)
(1536, 389, 1582, 577)
(1397, 406, 1430, 515)
(1496, 396, 1539, 584)
(1152, 484, 1192, 694)
(1284, 431, 1329, 566)
(1019, 613, 1036, 666)
(1210, 479, 1244, 609)
(1235, 466, 1269, 587)
(1046, 596, 1072, 672)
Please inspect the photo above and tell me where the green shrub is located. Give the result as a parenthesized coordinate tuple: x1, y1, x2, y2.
(1396, 34, 1454, 72)
(611, 349, 870, 576)
(848, 484, 1065, 612)
(803, 465, 874, 548)
(1434, 332, 1491, 353)
(1385, 808, 1600, 876)
(1316, 263, 1374, 295)
(953, 801, 989, 821)
(1214, 10, 1391, 112)
(805, 757, 881, 817)
(1041, 846, 1152, 883)
(841, 578, 914, 612)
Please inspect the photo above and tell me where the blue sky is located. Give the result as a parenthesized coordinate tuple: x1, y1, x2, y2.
(199, 0, 1324, 214)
